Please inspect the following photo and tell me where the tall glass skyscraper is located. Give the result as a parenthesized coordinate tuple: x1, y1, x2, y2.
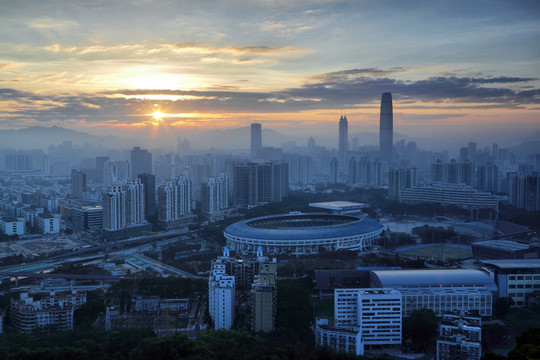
(338, 115, 348, 167)
(379, 92, 393, 162)
(130, 146, 152, 177)
(251, 123, 262, 157)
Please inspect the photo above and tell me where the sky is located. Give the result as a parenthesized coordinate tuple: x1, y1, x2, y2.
(1, 0, 539, 150)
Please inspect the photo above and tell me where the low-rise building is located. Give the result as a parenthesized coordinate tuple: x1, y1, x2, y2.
(316, 318, 363, 356)
(437, 312, 481, 360)
(36, 213, 61, 234)
(472, 240, 539, 260)
(335, 288, 402, 345)
(370, 269, 496, 317)
(399, 183, 499, 210)
(0, 217, 25, 236)
(10, 291, 86, 333)
(482, 259, 540, 306)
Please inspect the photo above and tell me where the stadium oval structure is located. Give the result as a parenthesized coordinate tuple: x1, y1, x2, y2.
(224, 213, 383, 255)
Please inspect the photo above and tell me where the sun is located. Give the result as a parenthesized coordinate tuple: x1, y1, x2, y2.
(152, 111, 164, 120)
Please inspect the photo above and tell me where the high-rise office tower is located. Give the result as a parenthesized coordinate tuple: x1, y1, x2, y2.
(137, 173, 156, 218)
(157, 177, 191, 222)
(125, 178, 145, 225)
(233, 162, 288, 206)
(460, 160, 475, 186)
(234, 163, 258, 207)
(446, 159, 459, 184)
(459, 147, 469, 162)
(330, 157, 339, 184)
(351, 137, 359, 152)
(71, 170, 86, 199)
(102, 185, 126, 231)
(251, 261, 277, 332)
(176, 136, 191, 156)
(388, 168, 417, 200)
(130, 146, 152, 177)
(468, 142, 477, 162)
(208, 259, 235, 330)
(251, 123, 262, 157)
(430, 159, 445, 183)
(339, 115, 348, 164)
(307, 136, 316, 153)
(95, 156, 110, 183)
(492, 143, 499, 161)
(379, 92, 393, 162)
(201, 173, 230, 215)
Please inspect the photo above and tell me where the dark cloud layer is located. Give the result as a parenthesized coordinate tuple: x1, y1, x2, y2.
(1, 72, 539, 124)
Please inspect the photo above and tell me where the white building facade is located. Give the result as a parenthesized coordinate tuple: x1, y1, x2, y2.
(102, 185, 126, 231)
(318, 288, 402, 356)
(0, 217, 25, 236)
(158, 177, 191, 222)
(10, 292, 86, 333)
(126, 178, 146, 225)
(36, 213, 60, 234)
(208, 262, 235, 330)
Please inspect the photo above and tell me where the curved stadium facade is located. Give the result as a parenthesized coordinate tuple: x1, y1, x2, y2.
(224, 213, 383, 255)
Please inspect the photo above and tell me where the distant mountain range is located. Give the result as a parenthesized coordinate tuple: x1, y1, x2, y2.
(191, 126, 289, 151)
(0, 126, 538, 159)
(0, 126, 130, 150)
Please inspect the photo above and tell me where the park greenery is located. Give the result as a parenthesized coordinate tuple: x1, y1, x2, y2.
(481, 297, 540, 358)
(0, 277, 380, 360)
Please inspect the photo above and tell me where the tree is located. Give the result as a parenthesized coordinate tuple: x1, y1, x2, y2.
(494, 297, 514, 318)
(481, 353, 507, 360)
(130, 334, 211, 360)
(74, 291, 106, 329)
(482, 323, 509, 353)
(402, 309, 438, 352)
(507, 327, 540, 360)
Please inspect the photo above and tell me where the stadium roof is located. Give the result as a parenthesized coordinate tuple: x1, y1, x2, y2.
(370, 269, 497, 292)
(224, 213, 382, 241)
(309, 201, 368, 211)
(481, 259, 540, 269)
(472, 240, 530, 251)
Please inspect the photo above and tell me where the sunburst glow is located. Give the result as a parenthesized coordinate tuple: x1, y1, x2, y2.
(152, 111, 164, 120)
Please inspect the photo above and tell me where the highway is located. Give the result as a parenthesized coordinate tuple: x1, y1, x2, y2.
(0, 228, 204, 280)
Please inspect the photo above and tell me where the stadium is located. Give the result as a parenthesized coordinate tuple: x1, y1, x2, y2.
(223, 212, 383, 255)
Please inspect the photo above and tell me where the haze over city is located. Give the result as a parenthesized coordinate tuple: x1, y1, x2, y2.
(1, 0, 539, 151)
(1, 2, 540, 359)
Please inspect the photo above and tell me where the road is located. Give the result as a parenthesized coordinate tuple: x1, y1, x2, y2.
(0, 229, 204, 279)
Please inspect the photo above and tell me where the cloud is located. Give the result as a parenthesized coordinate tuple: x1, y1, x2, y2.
(26, 19, 79, 30)
(164, 43, 307, 56)
(260, 21, 313, 34)
(0, 63, 17, 70)
(0, 69, 539, 126)
(309, 68, 407, 82)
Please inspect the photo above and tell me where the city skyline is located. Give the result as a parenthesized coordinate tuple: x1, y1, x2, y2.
(0, 1, 539, 148)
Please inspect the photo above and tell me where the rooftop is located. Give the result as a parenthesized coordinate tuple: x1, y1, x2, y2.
(309, 201, 368, 211)
(481, 259, 540, 269)
(370, 269, 497, 292)
(472, 240, 530, 251)
(224, 213, 382, 241)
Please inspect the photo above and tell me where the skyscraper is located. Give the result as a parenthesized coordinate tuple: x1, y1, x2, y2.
(95, 156, 110, 183)
(251, 123, 262, 157)
(338, 115, 348, 162)
(233, 162, 289, 206)
(201, 173, 230, 215)
(379, 92, 393, 162)
(137, 173, 156, 219)
(157, 177, 191, 222)
(125, 178, 145, 225)
(130, 146, 152, 177)
(71, 169, 86, 199)
(102, 185, 126, 231)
